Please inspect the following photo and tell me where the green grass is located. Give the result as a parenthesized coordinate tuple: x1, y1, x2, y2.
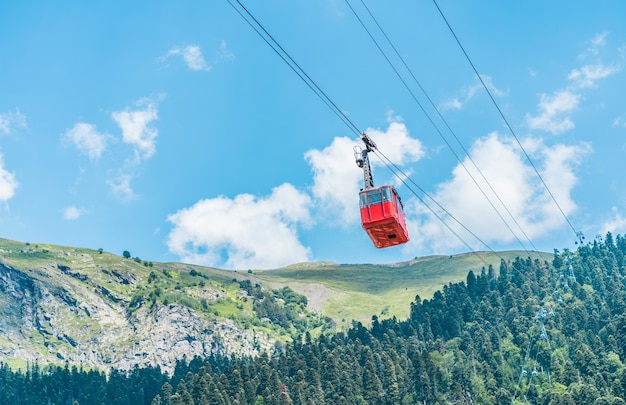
(3, 358, 29, 371)
(252, 251, 552, 324)
(212, 299, 242, 317)
(0, 236, 552, 332)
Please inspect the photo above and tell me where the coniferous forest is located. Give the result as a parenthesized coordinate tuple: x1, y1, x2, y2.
(3, 233, 626, 404)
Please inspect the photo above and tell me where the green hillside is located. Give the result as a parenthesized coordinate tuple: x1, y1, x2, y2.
(0, 237, 325, 372)
(0, 236, 550, 375)
(251, 250, 552, 327)
(157, 235, 626, 404)
(2, 235, 625, 404)
(0, 236, 551, 330)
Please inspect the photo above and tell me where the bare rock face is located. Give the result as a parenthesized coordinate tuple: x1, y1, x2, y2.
(114, 304, 270, 374)
(0, 262, 273, 375)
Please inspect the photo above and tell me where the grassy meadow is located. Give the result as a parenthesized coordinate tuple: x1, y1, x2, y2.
(251, 251, 552, 326)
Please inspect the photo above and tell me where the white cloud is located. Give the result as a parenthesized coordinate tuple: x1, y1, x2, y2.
(164, 45, 212, 72)
(525, 90, 580, 134)
(442, 74, 505, 110)
(600, 207, 626, 235)
(63, 206, 86, 220)
(107, 174, 137, 201)
(0, 153, 18, 201)
(612, 116, 626, 128)
(216, 40, 235, 61)
(527, 33, 620, 134)
(62, 122, 109, 160)
(0, 109, 27, 135)
(112, 100, 159, 161)
(529, 140, 590, 231)
(442, 98, 462, 110)
(370, 121, 426, 165)
(305, 136, 362, 223)
(580, 32, 608, 59)
(405, 133, 589, 253)
(568, 63, 621, 89)
(591, 32, 608, 47)
(167, 183, 312, 270)
(304, 121, 424, 224)
(162, 41, 234, 71)
(166, 120, 422, 269)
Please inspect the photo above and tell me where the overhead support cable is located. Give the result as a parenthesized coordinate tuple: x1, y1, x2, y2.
(227, 0, 505, 261)
(371, 146, 505, 263)
(357, 6, 567, 389)
(431, 0, 582, 243)
(226, 0, 361, 137)
(347, 0, 538, 254)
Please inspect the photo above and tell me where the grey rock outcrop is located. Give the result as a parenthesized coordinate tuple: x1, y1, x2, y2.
(0, 261, 272, 375)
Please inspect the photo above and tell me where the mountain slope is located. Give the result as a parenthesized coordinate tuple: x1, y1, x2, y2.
(156, 235, 626, 404)
(251, 250, 552, 326)
(0, 237, 550, 374)
(0, 238, 275, 374)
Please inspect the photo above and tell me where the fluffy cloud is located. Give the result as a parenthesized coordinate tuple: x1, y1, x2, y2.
(525, 90, 580, 134)
(442, 75, 506, 110)
(305, 136, 362, 223)
(164, 45, 212, 72)
(167, 183, 312, 270)
(600, 207, 626, 235)
(580, 32, 608, 58)
(217, 40, 235, 61)
(0, 109, 27, 135)
(166, 121, 422, 269)
(568, 63, 621, 89)
(107, 174, 137, 201)
(62, 123, 109, 160)
(369, 121, 426, 165)
(112, 100, 159, 161)
(162, 41, 234, 72)
(591, 32, 608, 47)
(63, 206, 86, 220)
(612, 116, 626, 128)
(0, 153, 18, 201)
(305, 121, 424, 223)
(526, 33, 620, 134)
(406, 133, 589, 253)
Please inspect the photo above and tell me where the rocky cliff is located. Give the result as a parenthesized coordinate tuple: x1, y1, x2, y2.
(0, 241, 281, 374)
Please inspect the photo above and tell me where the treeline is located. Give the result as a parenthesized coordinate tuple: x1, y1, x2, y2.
(158, 233, 626, 404)
(3, 233, 626, 404)
(0, 362, 165, 405)
(0, 357, 225, 405)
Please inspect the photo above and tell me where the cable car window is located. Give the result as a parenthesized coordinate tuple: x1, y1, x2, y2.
(360, 193, 368, 207)
(395, 192, 404, 213)
(397, 199, 404, 214)
(382, 187, 392, 202)
(366, 190, 383, 206)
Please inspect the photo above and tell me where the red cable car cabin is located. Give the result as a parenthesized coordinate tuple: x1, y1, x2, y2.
(359, 185, 409, 248)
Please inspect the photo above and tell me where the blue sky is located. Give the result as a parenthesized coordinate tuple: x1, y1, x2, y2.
(1, 1, 625, 269)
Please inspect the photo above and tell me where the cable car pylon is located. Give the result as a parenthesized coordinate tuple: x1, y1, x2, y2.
(355, 133, 410, 248)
